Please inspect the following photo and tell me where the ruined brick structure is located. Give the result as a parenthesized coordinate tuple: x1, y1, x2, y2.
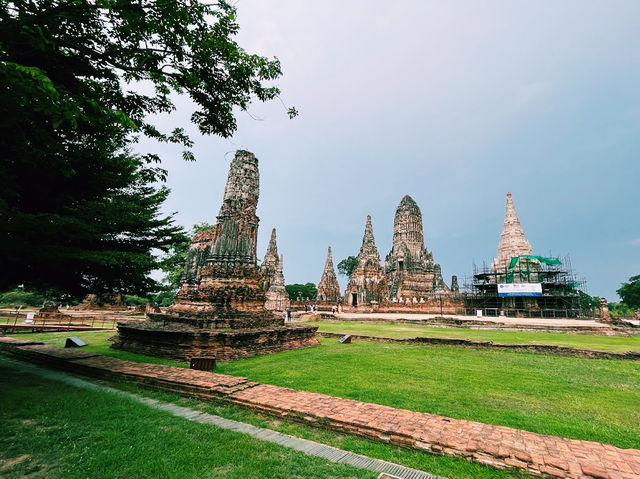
(112, 150, 317, 361)
(384, 195, 449, 301)
(450, 275, 460, 293)
(491, 192, 533, 271)
(77, 293, 125, 311)
(34, 301, 72, 321)
(260, 228, 279, 292)
(316, 246, 341, 303)
(264, 254, 290, 311)
(344, 216, 388, 307)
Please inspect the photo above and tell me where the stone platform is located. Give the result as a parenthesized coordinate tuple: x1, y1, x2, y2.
(1, 335, 639, 479)
(111, 319, 318, 362)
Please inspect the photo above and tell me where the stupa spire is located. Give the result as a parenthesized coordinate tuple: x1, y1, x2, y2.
(384, 194, 447, 299)
(261, 228, 280, 291)
(492, 192, 533, 270)
(360, 215, 381, 261)
(265, 253, 290, 311)
(344, 215, 388, 307)
(266, 228, 277, 256)
(317, 246, 340, 302)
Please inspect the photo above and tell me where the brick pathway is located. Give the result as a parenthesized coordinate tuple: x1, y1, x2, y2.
(1, 336, 639, 479)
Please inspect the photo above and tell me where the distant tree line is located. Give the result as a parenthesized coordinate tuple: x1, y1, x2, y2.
(285, 283, 318, 301)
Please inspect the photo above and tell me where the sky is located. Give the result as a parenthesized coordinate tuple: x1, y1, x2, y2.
(140, 0, 640, 300)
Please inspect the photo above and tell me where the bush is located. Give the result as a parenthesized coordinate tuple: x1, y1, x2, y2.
(153, 291, 176, 307)
(608, 302, 635, 318)
(123, 295, 149, 306)
(0, 289, 46, 307)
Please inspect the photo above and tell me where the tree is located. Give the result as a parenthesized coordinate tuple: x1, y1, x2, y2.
(285, 283, 318, 301)
(0, 1, 292, 298)
(577, 290, 600, 313)
(337, 256, 358, 277)
(617, 275, 640, 310)
(159, 222, 214, 292)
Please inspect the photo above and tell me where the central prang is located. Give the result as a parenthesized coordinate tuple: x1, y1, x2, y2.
(167, 150, 273, 323)
(111, 150, 318, 361)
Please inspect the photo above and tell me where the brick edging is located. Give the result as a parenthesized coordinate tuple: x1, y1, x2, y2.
(1, 336, 639, 479)
(317, 332, 640, 361)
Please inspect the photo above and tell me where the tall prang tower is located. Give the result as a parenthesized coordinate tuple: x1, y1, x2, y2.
(171, 150, 265, 317)
(344, 216, 388, 307)
(317, 246, 341, 302)
(112, 150, 318, 361)
(491, 192, 533, 271)
(261, 228, 279, 291)
(384, 195, 448, 300)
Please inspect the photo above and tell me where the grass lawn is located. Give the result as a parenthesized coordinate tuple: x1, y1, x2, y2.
(113, 381, 533, 479)
(9, 331, 640, 450)
(13, 330, 187, 368)
(217, 338, 640, 450)
(0, 364, 375, 479)
(305, 320, 640, 352)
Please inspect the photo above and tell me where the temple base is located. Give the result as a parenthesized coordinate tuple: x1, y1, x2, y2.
(111, 320, 319, 362)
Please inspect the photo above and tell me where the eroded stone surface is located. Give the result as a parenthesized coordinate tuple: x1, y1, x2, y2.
(170, 150, 265, 317)
(317, 246, 341, 303)
(265, 254, 290, 312)
(384, 195, 448, 301)
(112, 150, 317, 360)
(261, 228, 279, 292)
(344, 216, 388, 307)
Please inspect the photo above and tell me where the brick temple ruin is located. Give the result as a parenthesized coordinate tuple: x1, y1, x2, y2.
(335, 192, 585, 317)
(385, 195, 449, 301)
(339, 198, 463, 313)
(260, 229, 290, 311)
(316, 247, 341, 302)
(466, 192, 584, 318)
(112, 150, 318, 361)
(344, 216, 389, 307)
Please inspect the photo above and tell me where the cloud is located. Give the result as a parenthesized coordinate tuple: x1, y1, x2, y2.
(628, 238, 640, 247)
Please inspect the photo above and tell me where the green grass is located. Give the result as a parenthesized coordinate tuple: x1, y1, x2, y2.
(14, 330, 188, 368)
(0, 364, 375, 479)
(305, 320, 640, 352)
(111, 380, 533, 479)
(217, 338, 640, 450)
(10, 330, 640, 451)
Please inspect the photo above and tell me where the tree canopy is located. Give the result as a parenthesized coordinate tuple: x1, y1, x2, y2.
(337, 256, 358, 277)
(0, 1, 292, 298)
(285, 283, 317, 301)
(617, 274, 640, 310)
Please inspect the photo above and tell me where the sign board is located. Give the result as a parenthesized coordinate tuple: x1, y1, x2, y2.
(65, 336, 87, 348)
(26, 312, 35, 320)
(498, 283, 542, 297)
(339, 334, 352, 344)
(476, 310, 483, 318)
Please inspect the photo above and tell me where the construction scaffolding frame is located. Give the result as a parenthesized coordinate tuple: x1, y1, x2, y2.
(463, 255, 587, 318)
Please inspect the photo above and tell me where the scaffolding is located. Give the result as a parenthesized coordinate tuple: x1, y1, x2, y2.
(463, 254, 587, 318)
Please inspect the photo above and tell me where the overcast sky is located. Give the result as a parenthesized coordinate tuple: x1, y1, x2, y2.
(141, 0, 640, 300)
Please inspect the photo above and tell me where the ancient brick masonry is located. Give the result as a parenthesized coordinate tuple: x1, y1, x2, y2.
(317, 246, 341, 302)
(492, 192, 533, 271)
(264, 254, 291, 312)
(260, 228, 290, 311)
(3, 336, 639, 479)
(385, 195, 449, 301)
(344, 216, 388, 307)
(261, 228, 279, 292)
(111, 150, 317, 361)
